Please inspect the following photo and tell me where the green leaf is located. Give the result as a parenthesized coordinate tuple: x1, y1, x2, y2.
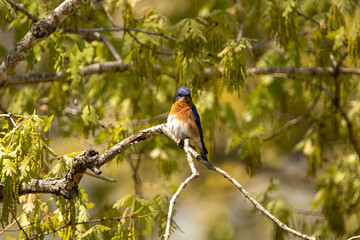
(3, 158, 16, 177)
(0, 117, 9, 130)
(218, 40, 248, 92)
(0, 0, 16, 29)
(113, 194, 133, 210)
(66, 33, 86, 51)
(79, 224, 110, 239)
(8, 87, 37, 115)
(33, 115, 54, 132)
(81, 104, 99, 137)
(170, 17, 207, 56)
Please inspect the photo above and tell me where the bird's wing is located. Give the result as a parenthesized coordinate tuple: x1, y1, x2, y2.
(191, 106, 208, 154)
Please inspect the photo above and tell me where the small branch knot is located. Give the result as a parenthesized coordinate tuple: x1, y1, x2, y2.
(82, 149, 101, 175)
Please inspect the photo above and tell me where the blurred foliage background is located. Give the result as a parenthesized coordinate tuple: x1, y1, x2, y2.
(1, 0, 360, 239)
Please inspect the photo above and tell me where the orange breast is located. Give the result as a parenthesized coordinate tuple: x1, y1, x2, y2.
(169, 99, 199, 138)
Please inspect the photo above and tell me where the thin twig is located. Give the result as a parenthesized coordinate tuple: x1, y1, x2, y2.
(10, 211, 29, 240)
(164, 139, 199, 240)
(128, 137, 154, 196)
(93, 32, 123, 62)
(334, 95, 360, 157)
(186, 147, 316, 240)
(348, 236, 360, 240)
(0, 218, 18, 236)
(264, 73, 360, 156)
(330, 53, 360, 157)
(7, 0, 38, 22)
(296, 10, 320, 27)
(162, 125, 315, 240)
(59, 27, 177, 41)
(127, 153, 143, 196)
(263, 85, 322, 141)
(84, 171, 117, 183)
(74, 13, 103, 28)
(263, 115, 305, 141)
(73, 13, 122, 63)
(102, 5, 117, 27)
(273, 74, 334, 98)
(0, 113, 17, 126)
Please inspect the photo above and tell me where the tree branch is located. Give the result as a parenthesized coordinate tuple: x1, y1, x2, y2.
(0, 124, 164, 201)
(10, 210, 29, 240)
(6, 61, 360, 86)
(84, 171, 117, 183)
(263, 115, 305, 141)
(0, 122, 315, 239)
(59, 27, 177, 41)
(187, 147, 316, 240)
(164, 139, 199, 240)
(247, 66, 335, 76)
(348, 236, 360, 240)
(94, 32, 123, 62)
(6, 61, 130, 85)
(0, 113, 17, 126)
(0, 218, 18, 235)
(161, 126, 316, 240)
(0, 0, 87, 87)
(73, 13, 123, 63)
(7, 0, 38, 22)
(296, 10, 320, 27)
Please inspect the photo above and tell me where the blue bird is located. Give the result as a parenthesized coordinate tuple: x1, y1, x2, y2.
(167, 87, 208, 161)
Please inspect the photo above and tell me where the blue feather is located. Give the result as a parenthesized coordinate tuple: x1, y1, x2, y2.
(191, 106, 208, 155)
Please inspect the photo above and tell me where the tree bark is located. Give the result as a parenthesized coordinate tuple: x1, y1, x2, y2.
(0, 124, 164, 200)
(5, 61, 360, 86)
(0, 0, 87, 87)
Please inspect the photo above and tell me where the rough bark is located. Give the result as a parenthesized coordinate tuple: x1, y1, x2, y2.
(0, 123, 317, 240)
(0, 124, 164, 200)
(0, 0, 87, 87)
(6, 62, 360, 86)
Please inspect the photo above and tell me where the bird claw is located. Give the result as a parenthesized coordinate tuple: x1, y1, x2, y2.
(177, 139, 184, 148)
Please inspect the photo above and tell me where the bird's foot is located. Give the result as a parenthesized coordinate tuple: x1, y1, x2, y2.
(177, 139, 184, 148)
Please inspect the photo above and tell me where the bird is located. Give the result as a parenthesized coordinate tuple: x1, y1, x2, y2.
(166, 87, 208, 161)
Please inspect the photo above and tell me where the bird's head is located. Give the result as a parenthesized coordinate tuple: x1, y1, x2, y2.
(175, 87, 192, 102)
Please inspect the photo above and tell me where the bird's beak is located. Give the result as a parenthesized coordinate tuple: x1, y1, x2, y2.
(176, 95, 191, 102)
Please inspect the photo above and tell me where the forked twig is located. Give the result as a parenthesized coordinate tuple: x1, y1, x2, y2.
(163, 139, 199, 240)
(10, 211, 29, 240)
(161, 126, 316, 240)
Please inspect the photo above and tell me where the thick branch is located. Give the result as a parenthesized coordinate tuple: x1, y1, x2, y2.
(6, 61, 130, 85)
(6, 62, 360, 86)
(0, 0, 87, 87)
(0, 124, 164, 200)
(17, 149, 100, 199)
(0, 123, 316, 240)
(97, 124, 164, 166)
(247, 66, 335, 76)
